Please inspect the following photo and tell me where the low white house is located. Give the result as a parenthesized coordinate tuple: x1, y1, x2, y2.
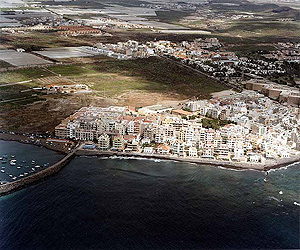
(143, 147, 154, 154)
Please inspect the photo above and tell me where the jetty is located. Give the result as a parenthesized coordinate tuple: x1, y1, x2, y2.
(0, 146, 79, 196)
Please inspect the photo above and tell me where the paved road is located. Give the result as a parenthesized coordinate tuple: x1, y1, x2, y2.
(159, 55, 221, 82)
(0, 80, 33, 87)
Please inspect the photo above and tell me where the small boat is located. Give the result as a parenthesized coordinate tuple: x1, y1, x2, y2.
(31, 168, 35, 171)
(12, 177, 17, 180)
(10, 162, 16, 166)
(9, 174, 13, 178)
(11, 155, 15, 158)
(35, 165, 41, 168)
(19, 174, 24, 177)
(22, 160, 26, 163)
(0, 157, 2, 160)
(31, 160, 35, 163)
(1, 170, 4, 173)
(24, 172, 28, 176)
(17, 166, 21, 169)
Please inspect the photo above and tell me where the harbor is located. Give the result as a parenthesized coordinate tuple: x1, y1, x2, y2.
(0, 139, 68, 195)
(0, 147, 77, 196)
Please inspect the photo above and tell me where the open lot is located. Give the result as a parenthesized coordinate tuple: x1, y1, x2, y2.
(45, 57, 227, 98)
(0, 56, 227, 133)
(0, 50, 52, 66)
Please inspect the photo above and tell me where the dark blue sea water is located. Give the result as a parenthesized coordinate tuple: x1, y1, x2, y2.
(0, 141, 299, 250)
(0, 141, 64, 183)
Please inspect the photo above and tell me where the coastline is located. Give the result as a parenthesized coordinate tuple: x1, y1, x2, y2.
(1, 132, 300, 172)
(75, 149, 300, 172)
(1, 132, 300, 196)
(0, 133, 69, 154)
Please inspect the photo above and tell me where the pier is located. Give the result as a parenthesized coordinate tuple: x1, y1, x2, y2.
(0, 146, 79, 196)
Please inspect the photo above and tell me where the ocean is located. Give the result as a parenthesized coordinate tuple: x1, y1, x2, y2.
(0, 140, 299, 249)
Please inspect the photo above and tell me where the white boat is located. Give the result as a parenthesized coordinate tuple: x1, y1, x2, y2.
(20, 174, 24, 177)
(9, 174, 13, 178)
(31, 168, 35, 171)
(17, 166, 21, 169)
(10, 162, 16, 166)
(1, 170, 4, 173)
(35, 165, 41, 168)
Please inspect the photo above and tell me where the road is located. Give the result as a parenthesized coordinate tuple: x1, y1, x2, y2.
(0, 80, 33, 87)
(159, 55, 238, 90)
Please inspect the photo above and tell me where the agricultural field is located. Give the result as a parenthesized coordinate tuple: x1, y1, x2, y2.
(0, 31, 93, 51)
(219, 20, 300, 38)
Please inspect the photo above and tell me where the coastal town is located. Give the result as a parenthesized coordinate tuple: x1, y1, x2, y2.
(55, 89, 300, 164)
(1, 1, 300, 249)
(0, 0, 299, 187)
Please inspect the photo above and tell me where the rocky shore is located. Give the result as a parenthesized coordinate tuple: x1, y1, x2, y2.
(75, 149, 300, 172)
(0, 133, 70, 154)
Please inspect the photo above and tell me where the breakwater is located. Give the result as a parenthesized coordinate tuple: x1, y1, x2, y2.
(75, 149, 300, 171)
(0, 149, 77, 196)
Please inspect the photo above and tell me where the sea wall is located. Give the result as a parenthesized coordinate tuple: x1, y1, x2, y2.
(0, 150, 76, 196)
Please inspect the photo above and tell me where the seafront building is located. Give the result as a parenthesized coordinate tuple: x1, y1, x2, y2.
(55, 91, 300, 163)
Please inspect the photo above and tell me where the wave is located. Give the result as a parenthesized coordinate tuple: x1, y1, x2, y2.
(106, 155, 177, 163)
(267, 161, 300, 173)
(217, 165, 261, 172)
(268, 196, 281, 202)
